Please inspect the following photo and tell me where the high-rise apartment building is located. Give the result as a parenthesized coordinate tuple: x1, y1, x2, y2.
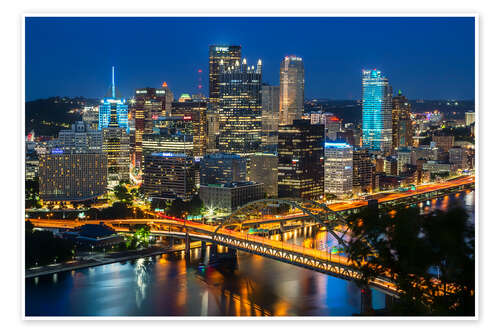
(324, 141, 353, 197)
(392, 90, 413, 151)
(279, 56, 305, 125)
(217, 58, 262, 155)
(278, 120, 324, 200)
(362, 69, 392, 153)
(261, 84, 280, 151)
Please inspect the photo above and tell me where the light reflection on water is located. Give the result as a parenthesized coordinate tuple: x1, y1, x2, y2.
(25, 191, 474, 317)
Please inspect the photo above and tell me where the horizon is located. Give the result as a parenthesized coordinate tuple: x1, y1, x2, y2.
(25, 16, 475, 101)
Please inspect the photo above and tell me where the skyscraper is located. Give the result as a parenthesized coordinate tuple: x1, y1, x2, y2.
(278, 120, 324, 200)
(208, 45, 242, 153)
(171, 96, 208, 158)
(217, 58, 262, 155)
(99, 67, 130, 186)
(98, 67, 129, 131)
(352, 148, 374, 195)
(261, 84, 280, 151)
(362, 69, 392, 153)
(279, 56, 304, 125)
(392, 90, 413, 151)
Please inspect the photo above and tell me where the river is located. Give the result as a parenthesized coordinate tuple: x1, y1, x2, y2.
(25, 190, 475, 316)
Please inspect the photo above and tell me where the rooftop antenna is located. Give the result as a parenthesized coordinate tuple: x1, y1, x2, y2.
(112, 66, 116, 98)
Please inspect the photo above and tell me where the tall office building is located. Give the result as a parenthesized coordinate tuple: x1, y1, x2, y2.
(200, 153, 247, 185)
(324, 141, 353, 197)
(279, 56, 305, 125)
(278, 120, 324, 200)
(361, 69, 392, 153)
(217, 58, 262, 155)
(325, 115, 342, 141)
(142, 153, 195, 201)
(130, 85, 173, 169)
(247, 152, 278, 197)
(352, 148, 374, 195)
(392, 90, 413, 151)
(171, 97, 208, 158)
(261, 84, 280, 151)
(99, 67, 130, 186)
(98, 67, 129, 131)
(142, 128, 194, 157)
(209, 45, 242, 105)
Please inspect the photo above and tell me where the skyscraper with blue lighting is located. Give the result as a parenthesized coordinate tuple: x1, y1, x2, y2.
(361, 69, 392, 153)
(99, 66, 129, 131)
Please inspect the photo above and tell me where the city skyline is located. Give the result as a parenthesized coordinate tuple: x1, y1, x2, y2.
(25, 16, 475, 101)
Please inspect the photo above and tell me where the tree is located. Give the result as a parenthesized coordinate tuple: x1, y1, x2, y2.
(113, 184, 133, 206)
(187, 195, 204, 216)
(345, 205, 474, 316)
(169, 198, 187, 218)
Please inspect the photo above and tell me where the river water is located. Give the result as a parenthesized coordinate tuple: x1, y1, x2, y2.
(25, 190, 475, 316)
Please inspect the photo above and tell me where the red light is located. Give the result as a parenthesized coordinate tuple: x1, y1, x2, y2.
(183, 116, 192, 121)
(198, 69, 202, 73)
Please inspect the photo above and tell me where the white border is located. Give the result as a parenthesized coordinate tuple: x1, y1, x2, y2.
(20, 12, 479, 321)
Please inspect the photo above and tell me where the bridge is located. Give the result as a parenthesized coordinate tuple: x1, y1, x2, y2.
(28, 176, 473, 297)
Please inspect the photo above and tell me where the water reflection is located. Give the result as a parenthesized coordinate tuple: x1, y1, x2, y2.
(25, 191, 474, 316)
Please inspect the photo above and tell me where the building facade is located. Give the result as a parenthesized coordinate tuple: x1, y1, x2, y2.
(278, 120, 324, 200)
(38, 151, 107, 202)
(261, 84, 280, 151)
(58, 121, 102, 154)
(392, 90, 413, 151)
(200, 153, 247, 185)
(279, 56, 305, 125)
(352, 148, 374, 195)
(247, 152, 278, 197)
(98, 67, 129, 131)
(217, 59, 262, 155)
(171, 97, 208, 158)
(199, 181, 264, 213)
(142, 153, 195, 200)
(361, 69, 392, 153)
(324, 141, 353, 197)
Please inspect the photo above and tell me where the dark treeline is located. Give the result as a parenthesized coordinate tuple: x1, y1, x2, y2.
(346, 205, 474, 316)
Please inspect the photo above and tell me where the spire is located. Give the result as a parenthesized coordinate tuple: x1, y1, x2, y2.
(112, 66, 116, 99)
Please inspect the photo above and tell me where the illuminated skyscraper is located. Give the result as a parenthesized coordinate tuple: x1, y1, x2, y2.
(171, 96, 208, 158)
(392, 90, 413, 151)
(98, 67, 129, 131)
(98, 67, 130, 186)
(130, 85, 173, 169)
(279, 56, 304, 125)
(217, 58, 262, 155)
(361, 69, 392, 153)
(208, 45, 242, 153)
(324, 141, 353, 197)
(209, 45, 242, 105)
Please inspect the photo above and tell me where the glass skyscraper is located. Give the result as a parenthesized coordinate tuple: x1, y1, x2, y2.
(361, 69, 392, 153)
(98, 67, 129, 131)
(217, 58, 262, 155)
(279, 56, 304, 125)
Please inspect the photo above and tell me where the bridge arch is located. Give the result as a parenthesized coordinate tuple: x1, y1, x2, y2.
(213, 198, 349, 249)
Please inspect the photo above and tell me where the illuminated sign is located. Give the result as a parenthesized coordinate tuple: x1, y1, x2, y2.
(51, 148, 64, 154)
(155, 90, 165, 94)
(136, 90, 148, 94)
(183, 116, 192, 121)
(215, 46, 229, 52)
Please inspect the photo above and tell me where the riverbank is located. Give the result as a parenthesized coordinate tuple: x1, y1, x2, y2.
(25, 246, 172, 279)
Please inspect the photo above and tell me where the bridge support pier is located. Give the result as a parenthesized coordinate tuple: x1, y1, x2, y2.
(185, 233, 190, 260)
(360, 287, 373, 315)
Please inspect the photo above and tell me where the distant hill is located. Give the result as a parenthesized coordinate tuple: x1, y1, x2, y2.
(25, 97, 100, 137)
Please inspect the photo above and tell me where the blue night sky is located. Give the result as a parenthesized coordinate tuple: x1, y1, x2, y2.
(25, 16, 475, 101)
